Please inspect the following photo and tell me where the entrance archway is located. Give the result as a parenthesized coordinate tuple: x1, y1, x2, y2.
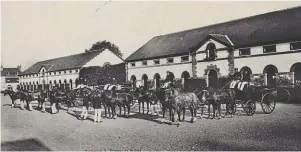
(290, 62, 301, 84)
(130, 75, 137, 88)
(263, 65, 278, 87)
(142, 74, 148, 88)
(208, 69, 218, 88)
(240, 66, 252, 81)
(154, 73, 161, 89)
(181, 71, 190, 89)
(69, 79, 73, 89)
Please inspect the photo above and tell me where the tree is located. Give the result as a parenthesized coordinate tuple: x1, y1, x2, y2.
(87, 40, 123, 60)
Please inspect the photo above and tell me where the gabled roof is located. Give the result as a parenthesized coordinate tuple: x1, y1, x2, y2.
(126, 6, 301, 62)
(21, 51, 101, 75)
(1, 68, 20, 76)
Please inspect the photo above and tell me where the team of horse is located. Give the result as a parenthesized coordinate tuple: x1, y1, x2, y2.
(3, 82, 240, 125)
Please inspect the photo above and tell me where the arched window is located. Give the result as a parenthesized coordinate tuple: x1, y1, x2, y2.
(130, 75, 137, 88)
(290, 62, 301, 84)
(69, 79, 73, 89)
(103, 62, 111, 68)
(263, 65, 278, 87)
(142, 74, 148, 88)
(153, 73, 161, 89)
(240, 66, 252, 81)
(75, 79, 79, 87)
(181, 71, 191, 89)
(206, 42, 217, 61)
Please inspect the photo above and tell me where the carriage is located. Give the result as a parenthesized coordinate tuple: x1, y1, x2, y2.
(230, 83, 277, 116)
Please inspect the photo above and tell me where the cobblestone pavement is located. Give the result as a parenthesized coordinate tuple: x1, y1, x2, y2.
(1, 95, 301, 151)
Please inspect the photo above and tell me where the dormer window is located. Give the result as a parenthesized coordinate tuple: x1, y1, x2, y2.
(103, 62, 111, 68)
(206, 43, 217, 61)
(69, 70, 72, 74)
(154, 59, 160, 65)
(263, 45, 276, 53)
(181, 56, 189, 62)
(142, 61, 147, 66)
(64, 71, 67, 74)
(290, 42, 301, 50)
(59, 71, 61, 74)
(130, 62, 136, 67)
(167, 58, 174, 64)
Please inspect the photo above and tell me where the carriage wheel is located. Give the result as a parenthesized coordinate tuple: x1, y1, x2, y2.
(277, 88, 291, 102)
(261, 93, 276, 114)
(243, 100, 256, 116)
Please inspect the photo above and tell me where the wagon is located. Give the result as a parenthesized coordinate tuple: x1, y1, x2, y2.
(231, 86, 277, 116)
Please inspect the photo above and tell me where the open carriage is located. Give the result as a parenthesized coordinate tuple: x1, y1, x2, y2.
(230, 82, 277, 116)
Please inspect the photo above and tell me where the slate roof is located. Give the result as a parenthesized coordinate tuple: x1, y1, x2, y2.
(21, 51, 101, 75)
(1, 68, 20, 76)
(126, 6, 301, 62)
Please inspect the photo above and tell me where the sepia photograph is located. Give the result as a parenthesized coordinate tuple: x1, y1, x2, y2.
(1, 0, 301, 151)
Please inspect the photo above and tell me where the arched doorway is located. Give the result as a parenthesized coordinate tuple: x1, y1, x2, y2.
(208, 69, 218, 88)
(142, 74, 148, 88)
(75, 79, 79, 87)
(290, 62, 301, 84)
(240, 66, 252, 81)
(59, 80, 62, 89)
(181, 71, 190, 89)
(69, 79, 73, 89)
(154, 73, 161, 89)
(263, 65, 278, 87)
(130, 75, 137, 88)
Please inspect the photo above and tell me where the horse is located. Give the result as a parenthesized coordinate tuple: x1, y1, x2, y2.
(133, 86, 152, 114)
(3, 89, 20, 108)
(169, 87, 200, 123)
(101, 89, 118, 119)
(111, 91, 135, 117)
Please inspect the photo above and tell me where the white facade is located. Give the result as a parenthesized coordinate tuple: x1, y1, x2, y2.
(19, 50, 124, 90)
(127, 40, 301, 87)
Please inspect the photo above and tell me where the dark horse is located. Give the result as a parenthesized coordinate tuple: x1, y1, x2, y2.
(3, 89, 20, 108)
(101, 89, 118, 119)
(112, 91, 135, 117)
(131, 86, 151, 114)
(196, 87, 235, 119)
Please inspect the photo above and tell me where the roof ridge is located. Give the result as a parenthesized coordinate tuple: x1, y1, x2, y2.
(158, 6, 301, 38)
(37, 51, 97, 63)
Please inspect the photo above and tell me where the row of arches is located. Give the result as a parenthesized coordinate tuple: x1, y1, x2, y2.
(19, 78, 81, 91)
(206, 62, 301, 87)
(130, 71, 191, 88)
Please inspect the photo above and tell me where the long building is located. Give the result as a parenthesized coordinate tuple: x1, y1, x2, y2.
(1, 65, 21, 91)
(125, 7, 301, 89)
(19, 49, 123, 90)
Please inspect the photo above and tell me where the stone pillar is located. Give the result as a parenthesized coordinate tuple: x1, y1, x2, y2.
(227, 48, 235, 75)
(191, 52, 197, 78)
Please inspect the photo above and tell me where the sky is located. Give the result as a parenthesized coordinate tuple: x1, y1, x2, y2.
(1, 1, 301, 71)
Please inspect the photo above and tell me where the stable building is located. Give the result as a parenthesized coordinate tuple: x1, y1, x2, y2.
(125, 7, 301, 89)
(19, 49, 123, 91)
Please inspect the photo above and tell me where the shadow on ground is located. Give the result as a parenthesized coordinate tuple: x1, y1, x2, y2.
(1, 138, 51, 151)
